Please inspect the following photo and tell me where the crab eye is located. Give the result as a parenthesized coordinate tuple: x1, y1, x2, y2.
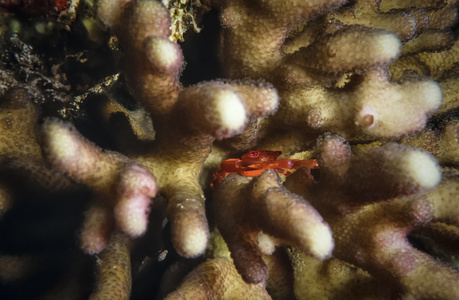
(249, 151, 259, 157)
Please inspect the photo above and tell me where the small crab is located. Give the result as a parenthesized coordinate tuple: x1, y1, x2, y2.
(211, 150, 319, 189)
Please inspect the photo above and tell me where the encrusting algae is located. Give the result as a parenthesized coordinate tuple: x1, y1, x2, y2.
(0, 0, 458, 299)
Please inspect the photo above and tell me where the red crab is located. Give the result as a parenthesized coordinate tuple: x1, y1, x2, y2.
(211, 150, 319, 189)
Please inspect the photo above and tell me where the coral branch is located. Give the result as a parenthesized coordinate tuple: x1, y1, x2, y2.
(276, 69, 441, 139)
(164, 258, 272, 300)
(97, 0, 182, 118)
(285, 135, 458, 299)
(41, 119, 157, 253)
(89, 232, 132, 300)
(290, 26, 401, 74)
(217, 0, 347, 78)
(311, 135, 441, 208)
(214, 169, 333, 283)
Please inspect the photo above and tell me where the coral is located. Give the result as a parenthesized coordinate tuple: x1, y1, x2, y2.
(89, 231, 132, 300)
(215, 0, 444, 141)
(286, 135, 458, 299)
(42, 119, 158, 253)
(161, 229, 294, 299)
(0, 0, 458, 299)
(0, 88, 74, 193)
(213, 169, 333, 283)
(289, 253, 382, 300)
(39, 0, 280, 260)
(163, 257, 272, 299)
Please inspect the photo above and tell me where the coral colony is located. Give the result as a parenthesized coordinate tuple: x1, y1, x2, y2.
(0, 0, 458, 299)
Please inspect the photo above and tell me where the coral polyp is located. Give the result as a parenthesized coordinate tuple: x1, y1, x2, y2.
(0, 0, 458, 299)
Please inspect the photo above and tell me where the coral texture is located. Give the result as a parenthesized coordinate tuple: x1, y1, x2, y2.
(0, 0, 458, 299)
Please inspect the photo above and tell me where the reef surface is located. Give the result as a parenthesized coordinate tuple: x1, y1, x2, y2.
(0, 0, 458, 299)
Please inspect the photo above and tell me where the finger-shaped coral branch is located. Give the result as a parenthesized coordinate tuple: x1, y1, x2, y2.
(97, 0, 183, 118)
(114, 164, 158, 237)
(437, 69, 459, 115)
(328, 197, 459, 299)
(216, 80, 279, 150)
(401, 30, 454, 55)
(287, 134, 457, 298)
(426, 172, 459, 225)
(263, 249, 295, 300)
(173, 80, 279, 140)
(163, 258, 272, 300)
(250, 171, 333, 258)
(351, 71, 441, 138)
(424, 0, 459, 30)
(214, 169, 333, 283)
(216, 0, 347, 78)
(89, 232, 132, 300)
(227, 80, 279, 118)
(346, 144, 441, 200)
(400, 120, 459, 165)
(80, 203, 115, 255)
(41, 119, 129, 193)
(276, 70, 441, 139)
(290, 26, 401, 74)
(288, 251, 381, 300)
(0, 88, 41, 160)
(313, 135, 441, 207)
(326, 0, 428, 42)
(173, 82, 248, 140)
(41, 120, 157, 253)
(390, 38, 459, 80)
(0, 88, 74, 193)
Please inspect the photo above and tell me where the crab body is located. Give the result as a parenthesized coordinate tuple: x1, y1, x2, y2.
(211, 150, 319, 189)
